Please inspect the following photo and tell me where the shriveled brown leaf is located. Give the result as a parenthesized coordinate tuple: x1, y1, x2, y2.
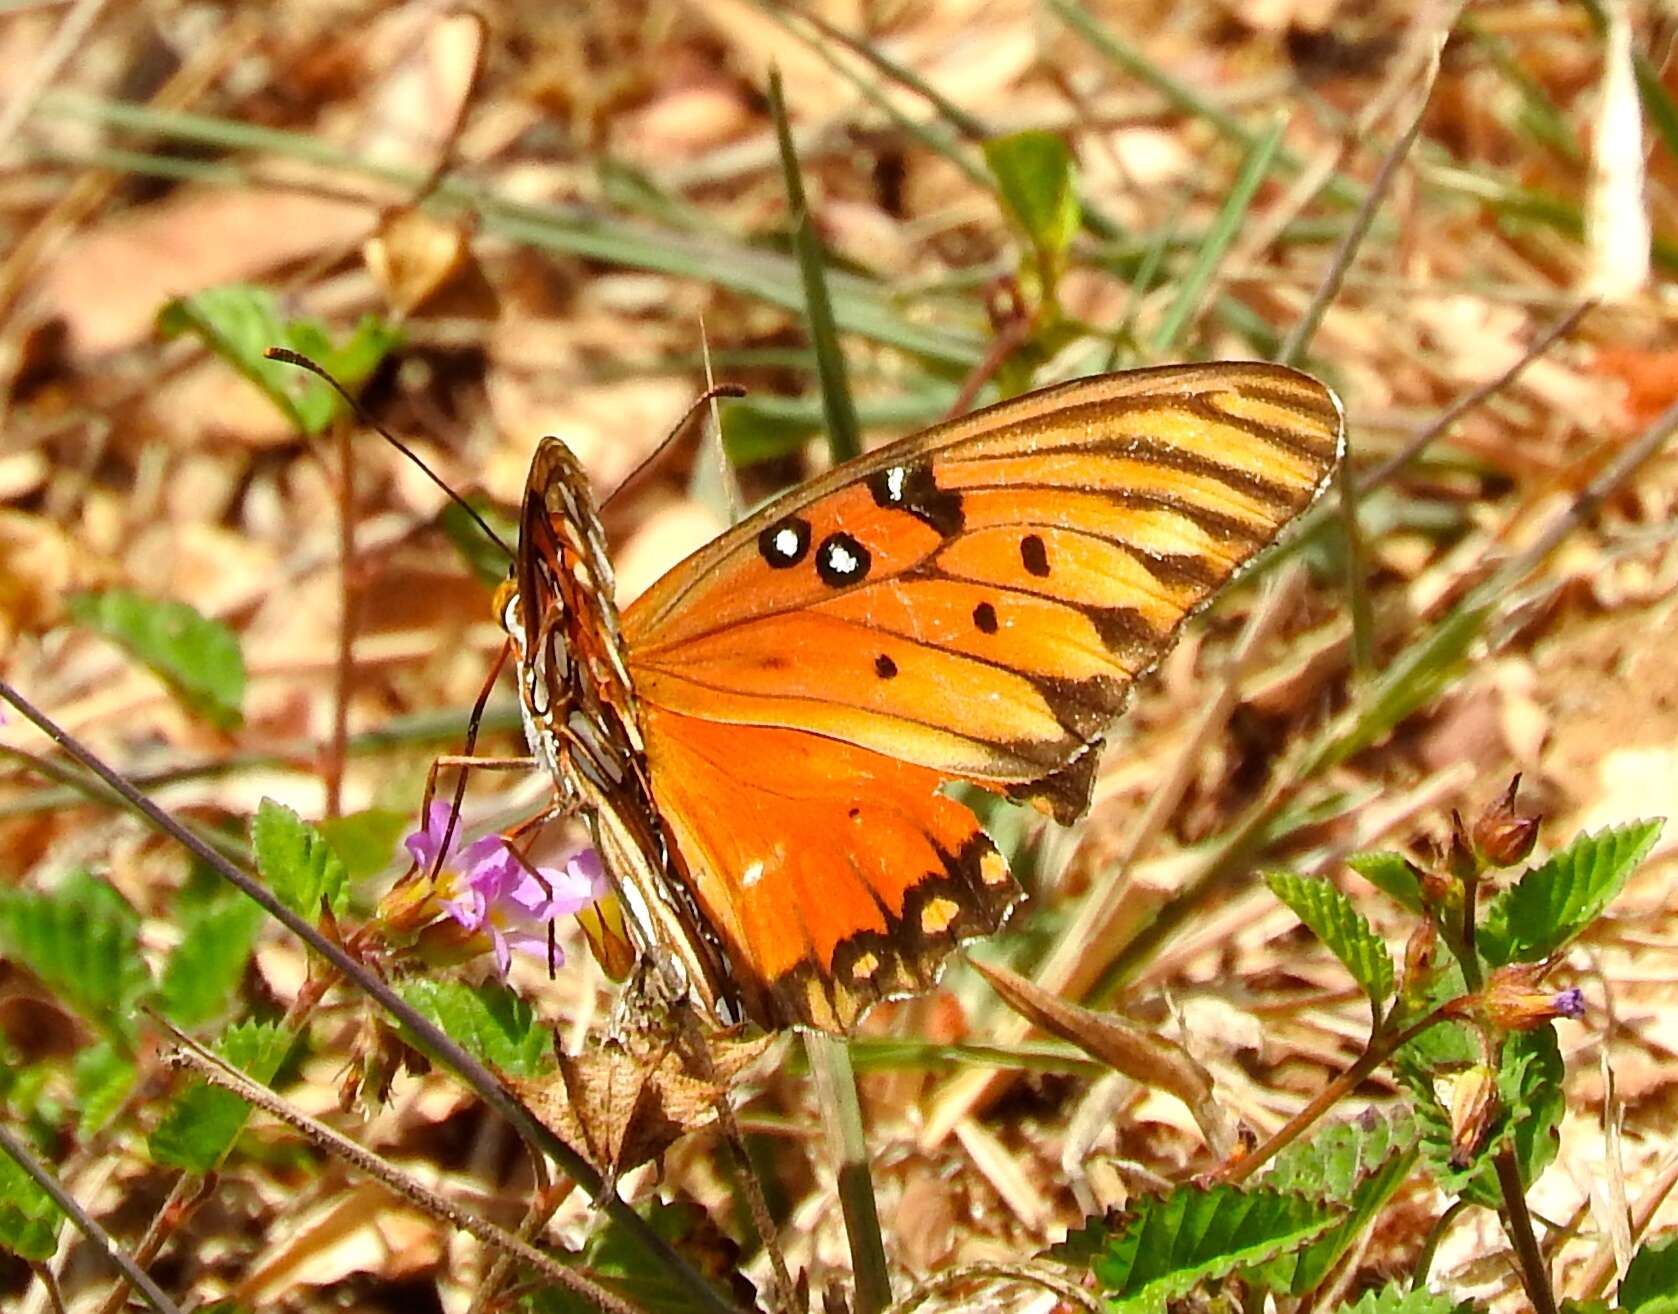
(969, 958, 1236, 1158)
(510, 1028, 772, 1176)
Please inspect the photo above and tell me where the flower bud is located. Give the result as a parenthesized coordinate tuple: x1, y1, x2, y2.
(1467, 962, 1587, 1032)
(1449, 1064, 1498, 1167)
(1473, 776, 1540, 869)
(1401, 918, 1437, 996)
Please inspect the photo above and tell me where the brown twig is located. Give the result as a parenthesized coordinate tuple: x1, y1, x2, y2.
(888, 1260, 1102, 1314)
(160, 1035, 638, 1314)
(1216, 1005, 1454, 1187)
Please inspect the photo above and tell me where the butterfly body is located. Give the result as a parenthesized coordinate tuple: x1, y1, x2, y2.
(504, 363, 1345, 1032)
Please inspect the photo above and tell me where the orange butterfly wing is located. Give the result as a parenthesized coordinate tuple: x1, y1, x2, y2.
(615, 362, 1344, 1030)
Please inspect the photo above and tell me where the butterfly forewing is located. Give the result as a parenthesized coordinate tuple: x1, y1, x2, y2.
(517, 363, 1343, 1032)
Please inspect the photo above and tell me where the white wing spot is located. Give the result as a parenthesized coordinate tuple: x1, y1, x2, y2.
(884, 465, 907, 502)
(825, 540, 860, 577)
(741, 860, 765, 889)
(773, 527, 801, 559)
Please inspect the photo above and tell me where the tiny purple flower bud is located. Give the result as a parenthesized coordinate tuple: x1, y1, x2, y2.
(1551, 986, 1586, 1020)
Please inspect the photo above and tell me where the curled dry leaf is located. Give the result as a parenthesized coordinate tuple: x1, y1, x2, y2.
(508, 1028, 772, 1177)
(969, 958, 1237, 1159)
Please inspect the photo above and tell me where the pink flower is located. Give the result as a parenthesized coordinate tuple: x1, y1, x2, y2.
(403, 803, 601, 974)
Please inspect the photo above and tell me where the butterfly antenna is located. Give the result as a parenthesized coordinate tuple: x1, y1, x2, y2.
(598, 381, 746, 513)
(264, 347, 516, 561)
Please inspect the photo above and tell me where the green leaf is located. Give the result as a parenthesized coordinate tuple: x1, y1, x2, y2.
(1308, 599, 1490, 774)
(1265, 871, 1395, 1009)
(1346, 851, 1426, 914)
(1151, 116, 1287, 353)
(0, 871, 151, 1037)
(401, 978, 554, 1078)
(74, 1041, 137, 1138)
(525, 1198, 749, 1314)
(1049, 1186, 1335, 1312)
(768, 69, 861, 466)
(252, 800, 349, 921)
(318, 808, 411, 883)
(985, 130, 1080, 271)
(1479, 821, 1662, 967)
(149, 1020, 292, 1173)
(0, 1147, 63, 1261)
(439, 500, 519, 589)
(158, 284, 400, 436)
(66, 589, 244, 730)
(160, 867, 267, 1027)
(1253, 1110, 1418, 1295)
(720, 401, 820, 468)
(1331, 1283, 1466, 1314)
(1621, 1233, 1678, 1313)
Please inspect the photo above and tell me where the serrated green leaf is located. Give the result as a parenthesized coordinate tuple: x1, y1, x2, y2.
(158, 284, 400, 436)
(523, 1198, 747, 1314)
(149, 1020, 292, 1173)
(252, 800, 349, 921)
(1253, 1111, 1418, 1295)
(1266, 871, 1395, 1009)
(1620, 1233, 1678, 1313)
(438, 500, 519, 589)
(985, 130, 1081, 269)
(74, 1040, 137, 1138)
(0, 871, 151, 1037)
(0, 1147, 63, 1261)
(1399, 1024, 1562, 1207)
(1479, 821, 1662, 967)
(1332, 1282, 1466, 1314)
(1049, 1186, 1336, 1312)
(160, 871, 266, 1027)
(66, 589, 244, 729)
(401, 978, 553, 1079)
(1346, 851, 1426, 913)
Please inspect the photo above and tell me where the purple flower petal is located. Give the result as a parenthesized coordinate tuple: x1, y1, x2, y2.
(1552, 986, 1586, 1020)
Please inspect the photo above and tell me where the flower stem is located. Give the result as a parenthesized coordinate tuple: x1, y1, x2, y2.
(1495, 1149, 1558, 1314)
(806, 1032, 892, 1313)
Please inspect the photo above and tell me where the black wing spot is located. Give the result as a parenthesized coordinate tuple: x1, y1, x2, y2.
(1021, 533, 1050, 577)
(758, 516, 811, 569)
(973, 601, 999, 634)
(867, 462, 964, 536)
(816, 532, 872, 587)
(874, 653, 898, 679)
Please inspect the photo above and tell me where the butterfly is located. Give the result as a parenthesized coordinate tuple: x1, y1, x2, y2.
(497, 363, 1344, 1032)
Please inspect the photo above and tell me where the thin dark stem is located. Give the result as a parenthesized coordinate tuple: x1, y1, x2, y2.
(161, 1040, 634, 1314)
(1356, 300, 1594, 496)
(0, 679, 738, 1314)
(1496, 1149, 1558, 1314)
(0, 1120, 183, 1314)
(326, 416, 356, 818)
(1410, 1197, 1468, 1290)
(1276, 62, 1435, 367)
(1217, 1006, 1453, 1186)
(91, 1174, 206, 1314)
